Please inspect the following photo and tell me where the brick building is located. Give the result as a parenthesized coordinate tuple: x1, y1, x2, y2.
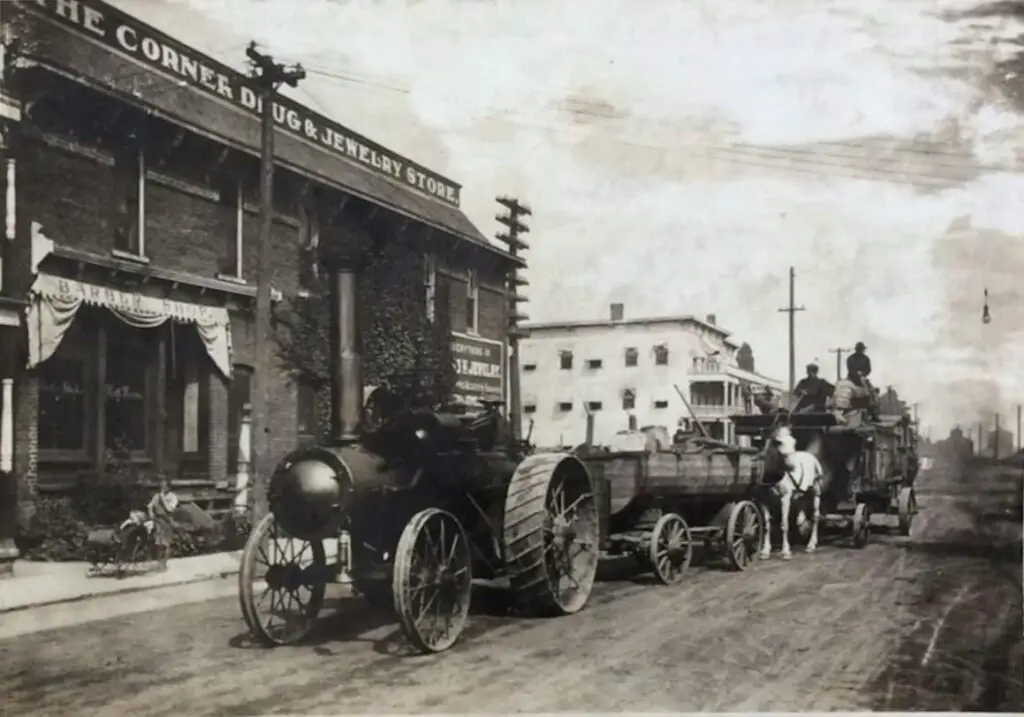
(0, 0, 519, 567)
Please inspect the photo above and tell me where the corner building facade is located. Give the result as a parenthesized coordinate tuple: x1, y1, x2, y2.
(0, 0, 520, 524)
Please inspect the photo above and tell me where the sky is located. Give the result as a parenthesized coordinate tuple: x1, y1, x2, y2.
(111, 0, 1024, 441)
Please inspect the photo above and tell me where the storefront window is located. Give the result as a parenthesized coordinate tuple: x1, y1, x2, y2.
(105, 328, 151, 452)
(38, 357, 88, 452)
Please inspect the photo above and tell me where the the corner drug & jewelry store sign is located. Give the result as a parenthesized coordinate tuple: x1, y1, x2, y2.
(26, 0, 462, 207)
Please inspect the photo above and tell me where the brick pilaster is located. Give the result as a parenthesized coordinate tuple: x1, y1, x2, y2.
(207, 369, 229, 485)
(14, 371, 38, 525)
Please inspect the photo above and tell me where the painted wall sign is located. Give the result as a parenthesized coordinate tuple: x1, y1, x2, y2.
(22, 0, 463, 207)
(451, 332, 503, 405)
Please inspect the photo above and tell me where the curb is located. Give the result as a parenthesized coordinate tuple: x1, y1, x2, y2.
(0, 567, 241, 615)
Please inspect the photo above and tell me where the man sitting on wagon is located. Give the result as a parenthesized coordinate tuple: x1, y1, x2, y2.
(845, 341, 880, 418)
(793, 362, 833, 413)
(846, 342, 872, 388)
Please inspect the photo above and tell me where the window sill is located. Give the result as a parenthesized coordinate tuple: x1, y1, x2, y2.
(111, 249, 150, 265)
(215, 273, 248, 286)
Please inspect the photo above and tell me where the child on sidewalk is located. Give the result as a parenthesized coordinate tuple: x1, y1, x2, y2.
(146, 477, 180, 571)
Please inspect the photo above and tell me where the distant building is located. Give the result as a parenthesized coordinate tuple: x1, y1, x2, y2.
(518, 305, 783, 449)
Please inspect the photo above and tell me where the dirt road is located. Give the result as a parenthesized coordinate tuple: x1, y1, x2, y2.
(2, 459, 1020, 715)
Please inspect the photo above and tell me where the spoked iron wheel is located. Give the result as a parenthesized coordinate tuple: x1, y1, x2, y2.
(851, 503, 871, 549)
(647, 513, 693, 585)
(393, 508, 473, 654)
(504, 454, 600, 616)
(897, 487, 917, 537)
(725, 500, 765, 571)
(238, 514, 327, 646)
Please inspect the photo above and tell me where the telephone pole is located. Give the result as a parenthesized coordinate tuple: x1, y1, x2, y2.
(496, 197, 531, 442)
(246, 43, 305, 519)
(828, 346, 852, 382)
(1016, 404, 1021, 453)
(777, 267, 805, 401)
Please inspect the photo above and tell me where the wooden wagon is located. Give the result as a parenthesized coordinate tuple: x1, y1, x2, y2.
(731, 410, 920, 547)
(578, 435, 766, 585)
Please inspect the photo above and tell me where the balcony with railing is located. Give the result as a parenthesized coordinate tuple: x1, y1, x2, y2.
(688, 357, 729, 378)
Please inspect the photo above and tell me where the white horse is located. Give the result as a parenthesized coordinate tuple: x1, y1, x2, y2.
(758, 426, 824, 561)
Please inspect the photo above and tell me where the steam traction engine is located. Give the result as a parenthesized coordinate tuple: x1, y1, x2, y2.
(238, 262, 599, 654)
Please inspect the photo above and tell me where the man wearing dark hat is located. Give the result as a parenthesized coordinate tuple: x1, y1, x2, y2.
(846, 341, 872, 387)
(793, 362, 833, 413)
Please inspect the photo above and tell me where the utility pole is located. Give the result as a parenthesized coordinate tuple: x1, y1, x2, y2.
(496, 196, 531, 443)
(828, 346, 852, 382)
(913, 402, 919, 424)
(1017, 404, 1021, 454)
(246, 43, 305, 520)
(777, 267, 805, 402)
(978, 421, 983, 457)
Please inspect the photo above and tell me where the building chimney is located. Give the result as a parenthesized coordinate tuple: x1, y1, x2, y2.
(610, 303, 624, 322)
(706, 313, 716, 326)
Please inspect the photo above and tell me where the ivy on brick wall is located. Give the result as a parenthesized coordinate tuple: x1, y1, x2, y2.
(273, 225, 457, 433)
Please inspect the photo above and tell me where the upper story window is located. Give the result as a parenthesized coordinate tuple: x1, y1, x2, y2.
(587, 401, 603, 412)
(297, 193, 320, 294)
(465, 268, 479, 334)
(586, 359, 603, 370)
(523, 363, 537, 372)
(216, 176, 245, 282)
(654, 344, 669, 366)
(524, 403, 537, 414)
(558, 401, 573, 412)
(113, 143, 145, 260)
(559, 350, 573, 370)
(624, 347, 638, 367)
(424, 254, 437, 322)
(653, 399, 669, 409)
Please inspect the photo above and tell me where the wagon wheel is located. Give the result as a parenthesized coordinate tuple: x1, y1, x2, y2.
(115, 524, 151, 578)
(897, 487, 917, 537)
(504, 454, 599, 616)
(238, 513, 327, 646)
(647, 513, 692, 585)
(393, 508, 473, 654)
(725, 500, 764, 571)
(851, 502, 871, 549)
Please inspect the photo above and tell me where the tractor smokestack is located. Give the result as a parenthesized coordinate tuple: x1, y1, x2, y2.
(329, 262, 362, 442)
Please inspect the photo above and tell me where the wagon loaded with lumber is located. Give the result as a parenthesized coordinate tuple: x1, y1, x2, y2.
(577, 427, 766, 584)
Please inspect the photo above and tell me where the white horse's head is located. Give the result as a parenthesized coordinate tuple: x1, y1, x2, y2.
(773, 426, 797, 457)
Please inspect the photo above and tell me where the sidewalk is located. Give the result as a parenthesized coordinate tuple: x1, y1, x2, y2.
(1, 539, 342, 614)
(0, 551, 244, 613)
